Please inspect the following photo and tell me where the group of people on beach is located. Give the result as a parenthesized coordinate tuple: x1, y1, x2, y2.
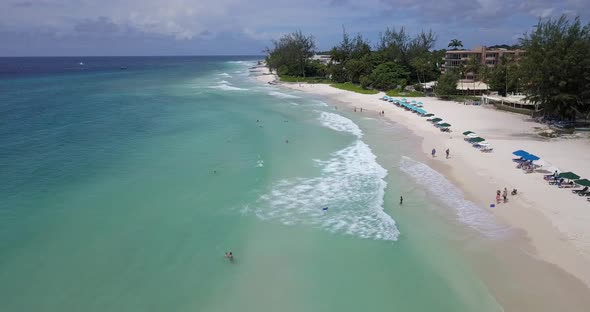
(496, 188, 518, 204)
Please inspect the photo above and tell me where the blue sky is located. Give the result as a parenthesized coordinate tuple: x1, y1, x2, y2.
(1, 0, 588, 56)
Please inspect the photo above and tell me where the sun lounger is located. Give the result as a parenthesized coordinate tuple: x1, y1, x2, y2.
(559, 183, 576, 188)
(578, 190, 590, 196)
(573, 187, 589, 194)
(481, 147, 494, 153)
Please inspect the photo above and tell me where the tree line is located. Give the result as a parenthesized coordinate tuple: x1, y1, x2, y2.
(265, 15, 590, 120)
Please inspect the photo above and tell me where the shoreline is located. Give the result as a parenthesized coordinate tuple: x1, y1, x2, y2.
(251, 66, 590, 288)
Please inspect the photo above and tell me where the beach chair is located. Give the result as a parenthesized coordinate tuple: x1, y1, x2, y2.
(481, 147, 494, 153)
(573, 186, 588, 194)
(558, 182, 576, 188)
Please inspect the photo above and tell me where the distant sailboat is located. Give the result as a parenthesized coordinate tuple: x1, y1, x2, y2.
(79, 62, 84, 66)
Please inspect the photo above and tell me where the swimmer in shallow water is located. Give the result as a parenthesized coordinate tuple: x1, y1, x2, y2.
(225, 251, 234, 262)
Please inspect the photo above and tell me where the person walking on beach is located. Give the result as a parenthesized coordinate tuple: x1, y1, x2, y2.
(496, 190, 501, 204)
(400, 196, 403, 205)
(446, 148, 450, 159)
(432, 148, 436, 158)
(503, 188, 508, 203)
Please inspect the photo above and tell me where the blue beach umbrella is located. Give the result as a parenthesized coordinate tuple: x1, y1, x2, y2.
(523, 154, 540, 161)
(512, 150, 529, 157)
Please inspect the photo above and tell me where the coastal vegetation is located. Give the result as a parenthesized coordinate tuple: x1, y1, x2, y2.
(265, 15, 590, 119)
(331, 82, 379, 94)
(265, 27, 441, 94)
(519, 16, 590, 120)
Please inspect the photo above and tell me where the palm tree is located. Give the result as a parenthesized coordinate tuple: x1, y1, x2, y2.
(448, 39, 463, 50)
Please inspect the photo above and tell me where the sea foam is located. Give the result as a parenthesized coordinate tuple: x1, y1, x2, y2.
(209, 84, 247, 91)
(318, 112, 363, 138)
(268, 91, 300, 99)
(399, 156, 510, 238)
(249, 113, 399, 241)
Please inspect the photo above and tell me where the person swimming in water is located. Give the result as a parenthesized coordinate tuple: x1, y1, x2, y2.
(225, 251, 234, 262)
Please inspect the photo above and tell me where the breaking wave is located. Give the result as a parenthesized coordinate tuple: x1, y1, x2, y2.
(247, 113, 399, 241)
(318, 111, 363, 138)
(268, 91, 300, 99)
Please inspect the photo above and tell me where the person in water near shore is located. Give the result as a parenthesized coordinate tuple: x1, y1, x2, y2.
(225, 251, 234, 261)
(432, 148, 436, 158)
(400, 196, 403, 205)
(446, 148, 450, 159)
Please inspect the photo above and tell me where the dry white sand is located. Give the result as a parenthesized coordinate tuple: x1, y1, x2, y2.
(252, 66, 590, 288)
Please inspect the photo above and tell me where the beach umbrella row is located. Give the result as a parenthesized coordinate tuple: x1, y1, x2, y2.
(381, 95, 453, 132)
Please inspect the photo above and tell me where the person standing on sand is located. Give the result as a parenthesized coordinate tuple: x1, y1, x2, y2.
(360, 108, 363, 112)
(503, 188, 508, 203)
(432, 148, 436, 158)
(446, 148, 450, 159)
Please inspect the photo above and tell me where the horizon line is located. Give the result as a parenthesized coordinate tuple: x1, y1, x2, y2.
(0, 54, 266, 58)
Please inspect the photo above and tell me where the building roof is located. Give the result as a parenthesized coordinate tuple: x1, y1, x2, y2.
(483, 94, 534, 106)
(456, 80, 488, 90)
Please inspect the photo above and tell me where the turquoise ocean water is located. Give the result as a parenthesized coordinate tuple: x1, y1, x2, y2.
(0, 57, 511, 311)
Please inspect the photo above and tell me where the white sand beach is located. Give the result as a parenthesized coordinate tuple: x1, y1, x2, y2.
(253, 66, 590, 288)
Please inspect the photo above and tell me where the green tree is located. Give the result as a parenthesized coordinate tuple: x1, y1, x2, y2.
(520, 15, 590, 119)
(436, 71, 459, 97)
(345, 58, 371, 83)
(465, 55, 482, 79)
(488, 55, 522, 96)
(376, 27, 436, 83)
(411, 57, 430, 84)
(448, 39, 463, 50)
(366, 62, 409, 90)
(265, 30, 316, 77)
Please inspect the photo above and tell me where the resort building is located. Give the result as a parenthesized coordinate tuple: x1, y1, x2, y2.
(311, 54, 332, 64)
(442, 46, 525, 78)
